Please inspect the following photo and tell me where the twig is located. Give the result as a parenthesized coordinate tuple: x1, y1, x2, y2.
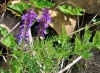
(0, 9, 6, 22)
(68, 21, 100, 36)
(57, 56, 82, 73)
(0, 0, 7, 22)
(51, 1, 77, 15)
(28, 28, 33, 43)
(60, 58, 64, 69)
(52, 1, 67, 11)
(3, 56, 7, 62)
(88, 10, 100, 25)
(0, 21, 20, 43)
(28, 28, 33, 49)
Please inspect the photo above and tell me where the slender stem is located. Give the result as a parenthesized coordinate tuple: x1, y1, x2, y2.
(57, 56, 82, 73)
(68, 21, 100, 36)
(28, 28, 34, 49)
(0, 21, 20, 43)
(6, 7, 21, 17)
(0, 9, 6, 22)
(88, 10, 100, 25)
(60, 58, 64, 69)
(28, 28, 33, 43)
(3, 56, 7, 62)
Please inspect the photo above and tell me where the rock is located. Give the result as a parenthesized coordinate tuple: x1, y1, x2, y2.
(86, 49, 100, 73)
(49, 9, 76, 35)
(53, 0, 100, 16)
(0, 10, 19, 36)
(0, 10, 20, 39)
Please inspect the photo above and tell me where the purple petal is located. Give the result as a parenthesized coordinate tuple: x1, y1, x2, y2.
(43, 29, 47, 34)
(44, 23, 48, 28)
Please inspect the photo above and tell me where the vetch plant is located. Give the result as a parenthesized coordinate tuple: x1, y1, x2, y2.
(16, 7, 51, 44)
(1, 0, 100, 73)
(36, 8, 51, 38)
(16, 9, 37, 44)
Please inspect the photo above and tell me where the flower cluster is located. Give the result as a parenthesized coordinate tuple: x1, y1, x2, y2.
(16, 9, 37, 43)
(17, 8, 51, 44)
(36, 8, 51, 38)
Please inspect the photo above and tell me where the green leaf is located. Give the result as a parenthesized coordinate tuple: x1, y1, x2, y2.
(93, 31, 100, 49)
(73, 7, 84, 16)
(58, 5, 84, 16)
(75, 35, 82, 50)
(13, 50, 22, 57)
(58, 5, 73, 15)
(80, 50, 93, 59)
(7, 3, 24, 13)
(75, 36, 92, 59)
(30, 0, 54, 8)
(0, 26, 17, 48)
(21, 1, 32, 9)
(82, 25, 91, 44)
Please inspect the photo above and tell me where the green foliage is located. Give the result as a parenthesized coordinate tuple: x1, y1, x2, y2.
(30, 0, 55, 8)
(33, 29, 72, 72)
(58, 5, 84, 16)
(7, 0, 54, 17)
(74, 26, 93, 59)
(0, 26, 17, 49)
(21, 2, 32, 9)
(10, 51, 40, 73)
(1, 24, 100, 72)
(1, 0, 100, 72)
(74, 25, 100, 59)
(7, 3, 24, 14)
(0, 29, 71, 72)
(93, 31, 100, 49)
(0, 26, 72, 73)
(7, 2, 31, 14)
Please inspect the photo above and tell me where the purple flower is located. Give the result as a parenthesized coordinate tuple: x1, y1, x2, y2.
(17, 9, 37, 43)
(36, 8, 51, 38)
(17, 8, 51, 43)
